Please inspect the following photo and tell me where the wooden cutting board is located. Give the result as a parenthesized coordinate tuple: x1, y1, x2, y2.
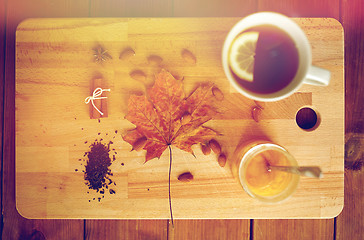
(15, 18, 344, 219)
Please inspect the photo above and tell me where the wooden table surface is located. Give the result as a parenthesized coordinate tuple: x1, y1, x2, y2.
(2, 0, 363, 239)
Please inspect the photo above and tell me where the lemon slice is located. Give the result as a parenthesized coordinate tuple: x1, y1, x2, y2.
(229, 31, 259, 82)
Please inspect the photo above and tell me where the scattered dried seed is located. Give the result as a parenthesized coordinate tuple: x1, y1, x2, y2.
(130, 70, 147, 82)
(218, 153, 227, 167)
(200, 143, 211, 155)
(212, 87, 224, 101)
(252, 106, 262, 122)
(181, 112, 192, 125)
(178, 172, 194, 182)
(209, 139, 221, 155)
(132, 136, 148, 151)
(147, 55, 163, 65)
(181, 49, 196, 64)
(171, 73, 184, 81)
(119, 47, 135, 60)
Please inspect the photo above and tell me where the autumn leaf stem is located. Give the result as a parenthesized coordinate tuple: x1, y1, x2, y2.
(168, 144, 174, 227)
(124, 70, 218, 224)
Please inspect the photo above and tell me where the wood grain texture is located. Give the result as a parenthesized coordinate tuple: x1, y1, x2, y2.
(173, 0, 256, 17)
(2, 1, 88, 239)
(171, 220, 250, 240)
(336, 167, 364, 239)
(15, 18, 344, 219)
(0, 0, 6, 217)
(254, 219, 335, 240)
(258, 0, 340, 19)
(85, 220, 168, 239)
(336, 0, 364, 239)
(341, 0, 364, 133)
(90, 0, 173, 17)
(2, 219, 84, 240)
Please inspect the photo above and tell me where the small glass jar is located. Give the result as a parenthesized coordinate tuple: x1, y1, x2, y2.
(231, 140, 300, 203)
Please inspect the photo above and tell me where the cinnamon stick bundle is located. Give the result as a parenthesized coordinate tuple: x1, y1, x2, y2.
(89, 78, 109, 119)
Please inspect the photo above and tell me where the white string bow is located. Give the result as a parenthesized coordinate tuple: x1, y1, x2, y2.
(85, 87, 111, 116)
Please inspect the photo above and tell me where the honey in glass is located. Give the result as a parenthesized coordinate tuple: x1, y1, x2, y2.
(232, 141, 299, 202)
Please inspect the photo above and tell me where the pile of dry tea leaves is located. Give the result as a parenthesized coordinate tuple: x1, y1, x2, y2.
(84, 140, 116, 201)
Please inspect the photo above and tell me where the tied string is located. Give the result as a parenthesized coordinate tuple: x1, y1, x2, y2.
(85, 88, 111, 116)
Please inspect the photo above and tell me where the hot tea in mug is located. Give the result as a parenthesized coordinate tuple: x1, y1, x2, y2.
(222, 12, 331, 102)
(229, 25, 299, 94)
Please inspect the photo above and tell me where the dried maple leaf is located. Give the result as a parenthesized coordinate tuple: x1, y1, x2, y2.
(123, 69, 219, 226)
(123, 69, 218, 162)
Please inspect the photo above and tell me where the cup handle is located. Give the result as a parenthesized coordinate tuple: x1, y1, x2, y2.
(304, 65, 331, 86)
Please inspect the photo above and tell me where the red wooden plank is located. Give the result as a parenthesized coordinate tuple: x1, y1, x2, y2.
(86, 220, 168, 239)
(341, 0, 364, 133)
(90, 0, 173, 17)
(171, 220, 250, 240)
(336, 0, 364, 238)
(258, 0, 339, 19)
(2, 0, 88, 239)
(0, 0, 6, 226)
(174, 0, 256, 17)
(254, 219, 335, 240)
(336, 164, 364, 239)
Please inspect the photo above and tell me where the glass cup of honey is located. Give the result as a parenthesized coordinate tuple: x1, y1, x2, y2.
(232, 140, 300, 203)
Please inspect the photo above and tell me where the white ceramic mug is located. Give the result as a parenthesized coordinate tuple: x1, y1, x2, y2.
(222, 12, 331, 102)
